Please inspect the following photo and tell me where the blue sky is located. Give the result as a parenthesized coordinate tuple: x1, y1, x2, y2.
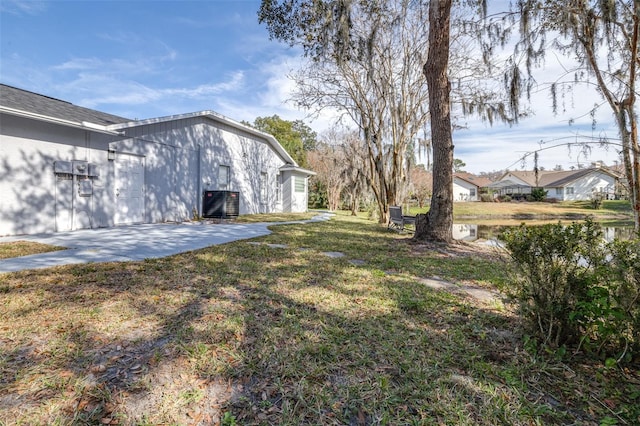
(0, 0, 623, 173)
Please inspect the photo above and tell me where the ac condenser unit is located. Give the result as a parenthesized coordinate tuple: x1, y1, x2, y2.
(202, 191, 240, 218)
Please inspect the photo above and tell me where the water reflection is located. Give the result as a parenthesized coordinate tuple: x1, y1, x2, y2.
(453, 222, 636, 242)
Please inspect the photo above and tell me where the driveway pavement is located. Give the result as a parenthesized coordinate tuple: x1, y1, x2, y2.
(0, 213, 333, 273)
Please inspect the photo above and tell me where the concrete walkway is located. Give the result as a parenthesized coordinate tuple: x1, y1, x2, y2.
(0, 213, 334, 273)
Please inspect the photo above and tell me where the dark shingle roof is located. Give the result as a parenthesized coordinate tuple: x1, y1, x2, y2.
(454, 172, 493, 188)
(0, 84, 130, 126)
(542, 169, 594, 187)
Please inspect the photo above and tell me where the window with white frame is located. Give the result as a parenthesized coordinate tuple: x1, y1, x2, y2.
(294, 176, 305, 193)
(218, 165, 230, 190)
(556, 188, 563, 195)
(566, 187, 574, 195)
(470, 188, 476, 197)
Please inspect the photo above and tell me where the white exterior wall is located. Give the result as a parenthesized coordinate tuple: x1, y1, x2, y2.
(453, 178, 479, 202)
(0, 114, 117, 235)
(545, 171, 616, 201)
(113, 116, 288, 222)
(280, 171, 310, 213)
(282, 173, 293, 213)
(1, 112, 309, 236)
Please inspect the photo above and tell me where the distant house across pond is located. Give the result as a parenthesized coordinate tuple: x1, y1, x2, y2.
(453, 172, 493, 202)
(487, 167, 621, 201)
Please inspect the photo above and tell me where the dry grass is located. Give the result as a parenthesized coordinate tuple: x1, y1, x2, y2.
(234, 212, 317, 223)
(0, 215, 638, 425)
(407, 200, 634, 220)
(0, 241, 66, 260)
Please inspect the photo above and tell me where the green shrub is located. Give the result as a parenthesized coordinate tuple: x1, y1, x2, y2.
(530, 187, 548, 201)
(366, 201, 380, 222)
(590, 192, 604, 209)
(502, 219, 639, 361)
(308, 180, 328, 209)
(606, 239, 640, 358)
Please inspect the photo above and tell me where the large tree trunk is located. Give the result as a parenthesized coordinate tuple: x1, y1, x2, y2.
(414, 0, 454, 243)
(627, 4, 640, 234)
(579, 2, 640, 234)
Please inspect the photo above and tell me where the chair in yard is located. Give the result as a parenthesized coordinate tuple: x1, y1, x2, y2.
(388, 206, 416, 233)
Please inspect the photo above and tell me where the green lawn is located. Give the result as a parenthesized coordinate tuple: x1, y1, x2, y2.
(1, 214, 637, 425)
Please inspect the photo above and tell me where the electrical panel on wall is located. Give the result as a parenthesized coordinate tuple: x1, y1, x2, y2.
(72, 161, 88, 176)
(78, 180, 93, 197)
(54, 161, 73, 174)
(88, 163, 100, 177)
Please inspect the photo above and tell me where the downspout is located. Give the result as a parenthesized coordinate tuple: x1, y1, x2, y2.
(173, 146, 179, 222)
(197, 144, 202, 218)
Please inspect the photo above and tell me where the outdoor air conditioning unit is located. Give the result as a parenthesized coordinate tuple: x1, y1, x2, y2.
(202, 190, 240, 218)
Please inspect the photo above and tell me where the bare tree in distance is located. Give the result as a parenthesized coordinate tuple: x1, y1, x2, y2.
(410, 165, 433, 208)
(259, 0, 517, 232)
(339, 131, 369, 216)
(283, 0, 431, 223)
(307, 129, 346, 211)
(478, 169, 506, 182)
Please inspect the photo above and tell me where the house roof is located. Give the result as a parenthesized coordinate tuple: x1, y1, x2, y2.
(109, 111, 300, 167)
(499, 168, 618, 187)
(279, 165, 316, 176)
(454, 172, 493, 188)
(487, 179, 529, 189)
(0, 84, 304, 168)
(0, 84, 130, 127)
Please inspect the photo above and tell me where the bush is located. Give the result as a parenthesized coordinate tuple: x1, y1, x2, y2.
(591, 192, 604, 209)
(480, 194, 494, 202)
(606, 239, 640, 358)
(498, 195, 512, 202)
(530, 187, 548, 201)
(366, 202, 380, 222)
(308, 180, 328, 209)
(502, 219, 639, 361)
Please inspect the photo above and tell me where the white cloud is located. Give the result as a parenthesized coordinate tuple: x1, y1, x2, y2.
(52, 58, 104, 71)
(0, 0, 47, 15)
(55, 71, 248, 112)
(164, 73, 246, 99)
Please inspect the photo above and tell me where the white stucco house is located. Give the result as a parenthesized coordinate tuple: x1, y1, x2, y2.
(453, 172, 492, 201)
(0, 84, 315, 236)
(488, 168, 619, 201)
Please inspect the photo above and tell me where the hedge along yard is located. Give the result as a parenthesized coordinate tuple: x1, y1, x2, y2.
(0, 213, 638, 425)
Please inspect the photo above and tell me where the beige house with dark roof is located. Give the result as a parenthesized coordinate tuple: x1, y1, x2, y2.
(488, 167, 620, 201)
(453, 172, 493, 201)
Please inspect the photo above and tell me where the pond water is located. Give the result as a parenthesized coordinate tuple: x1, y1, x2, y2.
(453, 221, 636, 242)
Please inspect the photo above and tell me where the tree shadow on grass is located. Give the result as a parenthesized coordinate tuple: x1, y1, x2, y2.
(0, 218, 634, 425)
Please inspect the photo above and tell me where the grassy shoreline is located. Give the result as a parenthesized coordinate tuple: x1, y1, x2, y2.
(1, 214, 638, 425)
(407, 200, 634, 221)
(0, 203, 633, 262)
